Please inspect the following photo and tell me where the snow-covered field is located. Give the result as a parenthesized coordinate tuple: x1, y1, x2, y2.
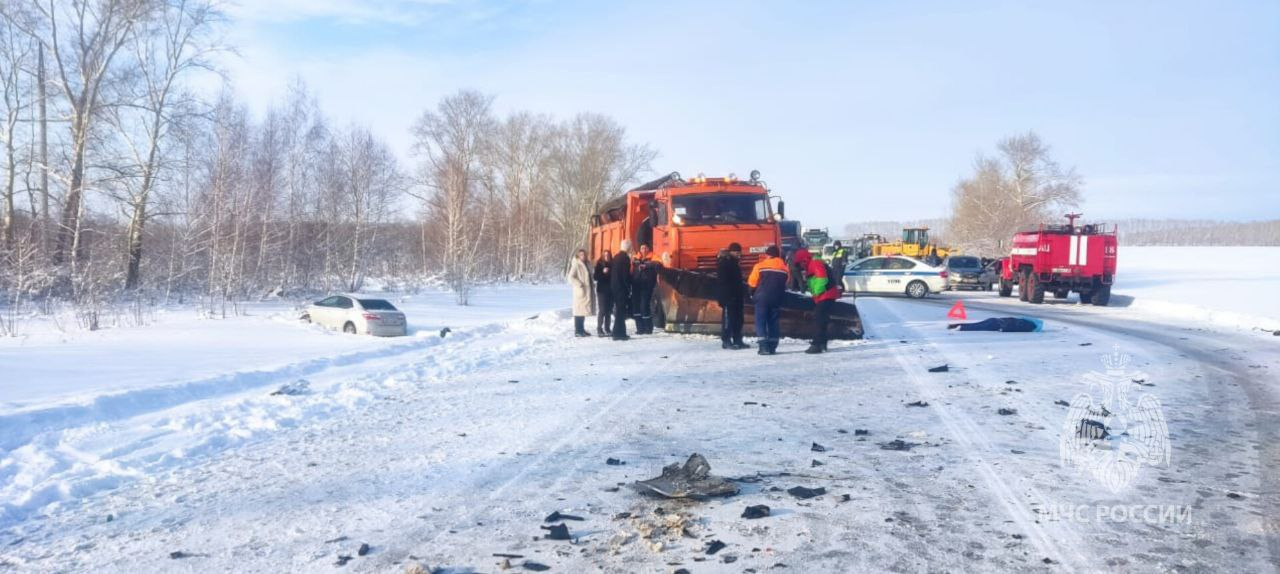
(1115, 246, 1280, 332)
(1, 251, 1278, 572)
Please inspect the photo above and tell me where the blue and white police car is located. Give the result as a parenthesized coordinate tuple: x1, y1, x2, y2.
(841, 256, 949, 299)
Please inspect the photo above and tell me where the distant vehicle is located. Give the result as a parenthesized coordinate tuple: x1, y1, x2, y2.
(779, 220, 805, 259)
(303, 295, 408, 336)
(871, 227, 953, 265)
(802, 227, 831, 257)
(842, 255, 948, 299)
(998, 213, 1118, 305)
(942, 255, 989, 291)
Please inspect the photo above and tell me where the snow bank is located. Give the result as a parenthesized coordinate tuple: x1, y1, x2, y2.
(1115, 246, 1280, 332)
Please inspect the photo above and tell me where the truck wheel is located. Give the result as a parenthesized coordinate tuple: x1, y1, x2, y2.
(1028, 275, 1046, 304)
(1092, 285, 1111, 306)
(1053, 289, 1069, 299)
(1018, 273, 1030, 302)
(998, 279, 1013, 297)
(906, 280, 929, 299)
(653, 297, 667, 330)
(1078, 290, 1094, 304)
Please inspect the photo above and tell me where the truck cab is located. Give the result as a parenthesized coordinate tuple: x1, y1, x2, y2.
(590, 172, 782, 275)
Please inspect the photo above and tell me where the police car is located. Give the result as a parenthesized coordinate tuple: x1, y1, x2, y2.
(841, 256, 949, 299)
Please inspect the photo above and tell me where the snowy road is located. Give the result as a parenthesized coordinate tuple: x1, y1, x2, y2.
(2, 290, 1278, 572)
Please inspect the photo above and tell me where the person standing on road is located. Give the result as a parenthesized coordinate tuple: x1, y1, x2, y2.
(716, 243, 748, 350)
(567, 249, 594, 337)
(610, 240, 634, 341)
(792, 249, 842, 353)
(594, 249, 613, 336)
(747, 245, 789, 355)
(631, 244, 659, 334)
(829, 240, 849, 282)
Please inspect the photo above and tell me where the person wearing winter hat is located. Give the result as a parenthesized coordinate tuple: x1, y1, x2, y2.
(747, 245, 789, 355)
(716, 242, 748, 349)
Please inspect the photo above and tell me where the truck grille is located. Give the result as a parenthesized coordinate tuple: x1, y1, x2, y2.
(694, 254, 761, 273)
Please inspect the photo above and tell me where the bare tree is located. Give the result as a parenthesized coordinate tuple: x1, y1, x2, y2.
(411, 89, 494, 304)
(0, 7, 36, 248)
(948, 131, 1082, 255)
(546, 113, 654, 260)
(111, 0, 220, 289)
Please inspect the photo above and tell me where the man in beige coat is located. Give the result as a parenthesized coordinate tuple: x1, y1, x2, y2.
(567, 249, 595, 337)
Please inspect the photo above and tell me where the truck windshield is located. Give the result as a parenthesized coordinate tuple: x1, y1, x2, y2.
(672, 194, 769, 225)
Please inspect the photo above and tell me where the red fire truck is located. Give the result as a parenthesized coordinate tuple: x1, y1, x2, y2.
(997, 214, 1118, 305)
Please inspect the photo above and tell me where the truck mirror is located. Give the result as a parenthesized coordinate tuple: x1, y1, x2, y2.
(777, 200, 786, 219)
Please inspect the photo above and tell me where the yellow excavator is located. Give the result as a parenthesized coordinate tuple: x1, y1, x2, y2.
(871, 227, 955, 263)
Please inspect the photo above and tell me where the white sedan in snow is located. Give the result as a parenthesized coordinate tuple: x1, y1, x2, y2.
(303, 295, 408, 336)
(841, 256, 949, 299)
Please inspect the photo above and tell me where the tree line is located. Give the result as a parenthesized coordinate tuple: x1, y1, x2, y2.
(0, 1, 654, 334)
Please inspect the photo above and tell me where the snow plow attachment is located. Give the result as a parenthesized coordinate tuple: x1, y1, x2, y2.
(655, 267, 864, 339)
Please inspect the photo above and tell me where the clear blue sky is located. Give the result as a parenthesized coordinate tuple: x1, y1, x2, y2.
(222, 0, 1280, 229)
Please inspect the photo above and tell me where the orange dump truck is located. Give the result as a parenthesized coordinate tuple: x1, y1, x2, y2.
(589, 171, 863, 339)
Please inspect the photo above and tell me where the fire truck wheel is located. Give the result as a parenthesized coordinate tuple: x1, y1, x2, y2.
(1028, 275, 1046, 304)
(906, 280, 929, 299)
(998, 279, 1013, 297)
(1092, 285, 1111, 306)
(1053, 289, 1070, 299)
(1079, 290, 1094, 304)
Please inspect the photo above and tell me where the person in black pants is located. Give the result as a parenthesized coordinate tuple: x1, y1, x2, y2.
(716, 243, 748, 349)
(593, 250, 613, 336)
(631, 244, 658, 334)
(610, 241, 633, 340)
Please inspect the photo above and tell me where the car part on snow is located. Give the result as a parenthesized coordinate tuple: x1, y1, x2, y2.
(522, 561, 551, 571)
(544, 511, 584, 522)
(786, 486, 826, 499)
(606, 457, 626, 466)
(633, 453, 739, 499)
(854, 429, 870, 436)
(810, 442, 827, 452)
(879, 439, 920, 451)
(906, 401, 929, 407)
(927, 364, 948, 372)
(705, 540, 727, 555)
(541, 523, 572, 540)
(439, 327, 451, 338)
(741, 505, 771, 519)
(998, 408, 1018, 415)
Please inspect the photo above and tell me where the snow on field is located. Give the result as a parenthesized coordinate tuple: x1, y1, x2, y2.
(1115, 246, 1280, 332)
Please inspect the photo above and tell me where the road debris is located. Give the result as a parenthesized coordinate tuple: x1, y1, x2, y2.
(270, 379, 311, 396)
(541, 524, 572, 540)
(545, 511, 584, 522)
(928, 365, 949, 373)
(705, 540, 727, 555)
(787, 486, 826, 499)
(906, 401, 929, 407)
(742, 505, 771, 519)
(879, 440, 920, 451)
(811, 442, 827, 452)
(606, 457, 626, 466)
(997, 408, 1017, 416)
(633, 454, 739, 498)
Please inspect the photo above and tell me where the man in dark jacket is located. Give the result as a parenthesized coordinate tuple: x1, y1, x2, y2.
(631, 244, 659, 334)
(716, 243, 748, 350)
(610, 241, 633, 340)
(747, 245, 790, 355)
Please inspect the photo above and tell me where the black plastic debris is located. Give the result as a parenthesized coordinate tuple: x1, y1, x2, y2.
(1227, 492, 1243, 499)
(633, 454, 739, 498)
(324, 535, 349, 544)
(613, 512, 632, 519)
(1011, 449, 1026, 455)
(1054, 400, 1070, 406)
(1005, 380, 1018, 385)
(357, 542, 370, 556)
(998, 408, 1017, 416)
(906, 401, 929, 408)
(928, 365, 949, 373)
(723, 555, 739, 564)
(787, 486, 826, 499)
(544, 511, 584, 522)
(839, 494, 852, 502)
(811, 442, 827, 452)
(439, 327, 452, 338)
(334, 555, 353, 566)
(1077, 419, 1109, 440)
(854, 429, 870, 436)
(606, 458, 626, 466)
(523, 561, 551, 571)
(705, 540, 727, 555)
(880, 440, 920, 451)
(494, 553, 525, 559)
(541, 524, 571, 540)
(837, 429, 848, 434)
(811, 459, 824, 467)
(742, 505, 771, 519)
(169, 551, 202, 560)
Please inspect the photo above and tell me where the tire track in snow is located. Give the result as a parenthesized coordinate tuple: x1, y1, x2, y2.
(865, 299, 1090, 570)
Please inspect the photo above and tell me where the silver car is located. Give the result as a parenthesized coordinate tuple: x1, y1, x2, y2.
(303, 295, 407, 336)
